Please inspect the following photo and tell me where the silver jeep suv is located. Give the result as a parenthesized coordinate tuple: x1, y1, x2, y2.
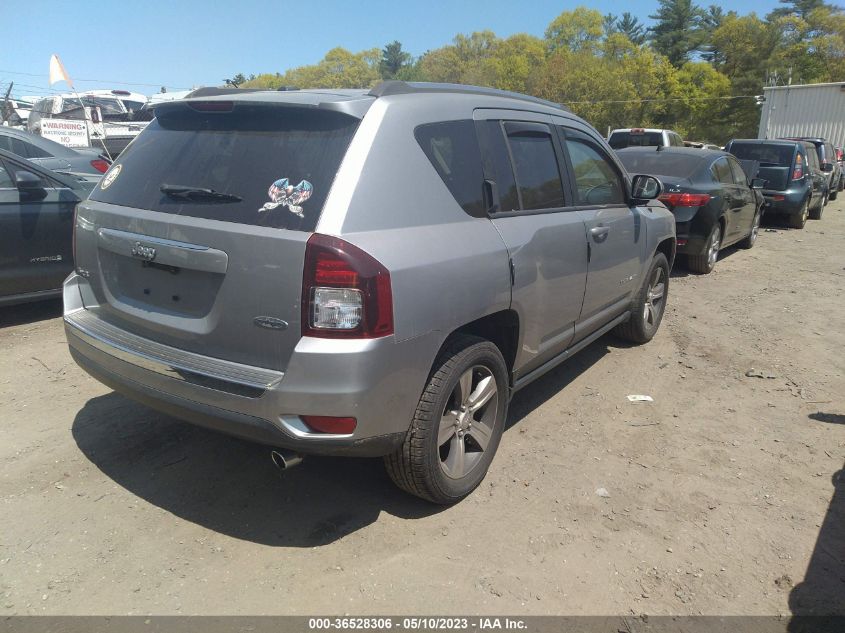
(65, 81, 675, 503)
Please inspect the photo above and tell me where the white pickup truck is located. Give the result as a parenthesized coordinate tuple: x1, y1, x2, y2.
(27, 90, 149, 157)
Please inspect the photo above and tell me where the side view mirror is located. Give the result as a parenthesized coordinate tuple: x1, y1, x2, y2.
(821, 162, 833, 173)
(631, 174, 663, 201)
(15, 170, 45, 192)
(750, 177, 766, 189)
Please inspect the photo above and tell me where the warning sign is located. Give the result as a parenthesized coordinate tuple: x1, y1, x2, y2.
(40, 119, 90, 148)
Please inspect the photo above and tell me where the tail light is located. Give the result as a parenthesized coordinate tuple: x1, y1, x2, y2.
(659, 192, 712, 207)
(89, 107, 100, 124)
(90, 159, 109, 173)
(792, 155, 804, 180)
(301, 233, 393, 339)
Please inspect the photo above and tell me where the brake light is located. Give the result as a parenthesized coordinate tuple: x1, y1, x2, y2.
(302, 234, 393, 339)
(187, 101, 234, 112)
(90, 159, 109, 173)
(90, 107, 100, 124)
(658, 192, 712, 207)
(301, 415, 357, 434)
(792, 154, 804, 180)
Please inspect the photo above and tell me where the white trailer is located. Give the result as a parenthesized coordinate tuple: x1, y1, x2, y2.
(758, 82, 845, 147)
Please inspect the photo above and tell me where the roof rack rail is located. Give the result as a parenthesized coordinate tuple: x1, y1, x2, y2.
(276, 86, 300, 92)
(185, 87, 265, 98)
(368, 80, 570, 112)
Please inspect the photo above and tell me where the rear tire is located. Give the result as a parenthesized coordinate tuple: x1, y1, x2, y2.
(810, 191, 825, 220)
(385, 335, 508, 504)
(739, 208, 761, 249)
(687, 223, 721, 274)
(613, 252, 669, 344)
(789, 197, 809, 229)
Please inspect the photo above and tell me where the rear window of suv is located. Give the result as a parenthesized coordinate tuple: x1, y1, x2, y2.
(90, 103, 359, 232)
(608, 131, 663, 150)
(728, 143, 794, 167)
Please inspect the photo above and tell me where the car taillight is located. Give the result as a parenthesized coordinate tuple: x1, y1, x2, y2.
(90, 108, 100, 124)
(792, 154, 803, 180)
(90, 159, 109, 173)
(301, 233, 393, 339)
(658, 192, 712, 207)
(301, 415, 357, 434)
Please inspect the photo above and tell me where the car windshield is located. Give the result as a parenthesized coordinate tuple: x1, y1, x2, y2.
(89, 103, 359, 232)
(78, 96, 126, 115)
(728, 143, 794, 166)
(609, 131, 663, 149)
(616, 151, 703, 178)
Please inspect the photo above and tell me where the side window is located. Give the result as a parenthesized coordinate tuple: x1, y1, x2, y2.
(415, 120, 485, 217)
(711, 158, 733, 184)
(0, 161, 14, 188)
(480, 121, 519, 212)
(728, 158, 748, 186)
(805, 146, 819, 170)
(4, 160, 49, 188)
(503, 121, 565, 210)
(561, 128, 626, 206)
(21, 140, 51, 159)
(0, 135, 29, 158)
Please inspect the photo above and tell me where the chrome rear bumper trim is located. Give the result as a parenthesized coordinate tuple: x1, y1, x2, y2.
(64, 309, 283, 391)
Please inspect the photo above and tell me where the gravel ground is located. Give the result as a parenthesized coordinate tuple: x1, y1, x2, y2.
(1, 200, 843, 616)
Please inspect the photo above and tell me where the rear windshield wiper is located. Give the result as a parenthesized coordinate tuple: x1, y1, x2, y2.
(160, 184, 242, 203)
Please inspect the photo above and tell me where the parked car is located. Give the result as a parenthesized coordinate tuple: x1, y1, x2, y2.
(725, 139, 826, 228)
(608, 128, 684, 150)
(64, 81, 675, 503)
(0, 148, 94, 306)
(835, 146, 844, 192)
(0, 126, 110, 181)
(785, 137, 839, 202)
(617, 147, 762, 274)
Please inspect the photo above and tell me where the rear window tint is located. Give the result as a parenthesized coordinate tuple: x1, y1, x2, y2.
(415, 120, 484, 217)
(609, 131, 663, 150)
(89, 104, 359, 232)
(728, 143, 794, 167)
(616, 151, 703, 178)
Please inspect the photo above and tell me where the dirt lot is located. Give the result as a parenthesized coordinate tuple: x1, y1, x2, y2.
(1, 201, 843, 617)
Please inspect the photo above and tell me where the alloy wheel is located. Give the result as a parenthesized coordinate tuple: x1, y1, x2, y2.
(749, 212, 760, 245)
(643, 266, 666, 327)
(707, 226, 721, 269)
(437, 365, 499, 480)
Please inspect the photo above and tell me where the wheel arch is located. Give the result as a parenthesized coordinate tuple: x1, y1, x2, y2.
(434, 310, 520, 386)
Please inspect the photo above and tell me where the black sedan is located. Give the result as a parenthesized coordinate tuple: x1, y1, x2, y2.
(0, 148, 94, 306)
(617, 147, 764, 274)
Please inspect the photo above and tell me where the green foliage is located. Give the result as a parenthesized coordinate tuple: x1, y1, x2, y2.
(545, 7, 605, 53)
(649, 0, 707, 66)
(232, 2, 845, 144)
(617, 13, 647, 45)
(380, 41, 411, 79)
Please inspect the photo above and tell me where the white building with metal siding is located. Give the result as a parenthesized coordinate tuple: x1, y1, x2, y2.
(758, 82, 845, 147)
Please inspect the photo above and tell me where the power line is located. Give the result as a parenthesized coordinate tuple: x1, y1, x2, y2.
(563, 94, 760, 105)
(0, 69, 185, 90)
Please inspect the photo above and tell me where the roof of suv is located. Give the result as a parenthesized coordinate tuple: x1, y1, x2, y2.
(730, 139, 803, 146)
(174, 81, 569, 120)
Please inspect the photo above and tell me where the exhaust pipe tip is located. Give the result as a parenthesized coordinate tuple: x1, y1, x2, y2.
(271, 449, 304, 471)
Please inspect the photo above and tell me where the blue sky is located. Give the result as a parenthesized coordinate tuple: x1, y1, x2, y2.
(4, 0, 782, 99)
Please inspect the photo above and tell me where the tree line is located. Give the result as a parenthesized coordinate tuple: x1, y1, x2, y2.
(230, 0, 845, 143)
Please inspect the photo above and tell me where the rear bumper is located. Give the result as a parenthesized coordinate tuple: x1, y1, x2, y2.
(63, 274, 436, 457)
(761, 189, 806, 215)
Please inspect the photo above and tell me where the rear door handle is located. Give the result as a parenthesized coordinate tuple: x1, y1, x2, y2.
(590, 226, 610, 242)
